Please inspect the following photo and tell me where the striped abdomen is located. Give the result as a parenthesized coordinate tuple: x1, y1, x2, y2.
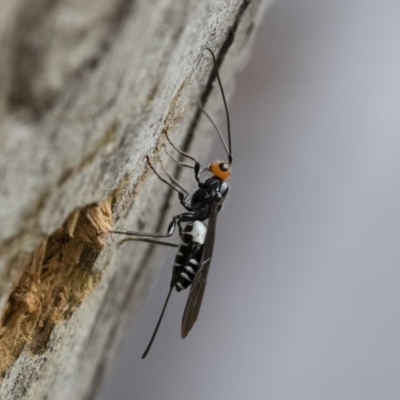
(172, 221, 207, 292)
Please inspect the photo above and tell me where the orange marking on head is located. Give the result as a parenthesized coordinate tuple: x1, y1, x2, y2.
(209, 161, 231, 181)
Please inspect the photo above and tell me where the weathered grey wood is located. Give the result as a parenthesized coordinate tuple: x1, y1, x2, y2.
(0, 0, 271, 398)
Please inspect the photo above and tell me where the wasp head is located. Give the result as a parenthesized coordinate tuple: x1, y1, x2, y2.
(208, 160, 231, 181)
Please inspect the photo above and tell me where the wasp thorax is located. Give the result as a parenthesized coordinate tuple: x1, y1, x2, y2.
(209, 161, 231, 181)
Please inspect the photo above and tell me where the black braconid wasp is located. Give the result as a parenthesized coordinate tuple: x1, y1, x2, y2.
(110, 48, 233, 358)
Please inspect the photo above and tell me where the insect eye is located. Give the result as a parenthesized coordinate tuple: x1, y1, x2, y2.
(219, 163, 228, 172)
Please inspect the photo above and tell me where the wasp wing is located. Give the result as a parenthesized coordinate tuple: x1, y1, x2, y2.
(181, 206, 219, 338)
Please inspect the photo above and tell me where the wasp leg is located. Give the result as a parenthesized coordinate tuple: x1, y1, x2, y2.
(118, 237, 179, 248)
(110, 212, 196, 239)
(146, 156, 192, 211)
(160, 158, 189, 196)
(163, 144, 194, 170)
(163, 130, 202, 184)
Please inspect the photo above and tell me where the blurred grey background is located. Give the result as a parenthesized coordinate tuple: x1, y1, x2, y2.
(100, 0, 400, 399)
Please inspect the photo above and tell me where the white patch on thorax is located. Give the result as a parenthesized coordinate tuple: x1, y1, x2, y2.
(191, 221, 207, 244)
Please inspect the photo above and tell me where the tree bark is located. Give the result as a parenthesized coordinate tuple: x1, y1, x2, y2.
(0, 0, 271, 398)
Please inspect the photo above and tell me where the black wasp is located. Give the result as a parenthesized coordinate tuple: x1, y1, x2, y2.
(110, 48, 233, 358)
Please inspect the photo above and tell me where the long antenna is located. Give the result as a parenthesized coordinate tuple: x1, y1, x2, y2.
(204, 47, 232, 164)
(142, 286, 174, 359)
(198, 102, 229, 156)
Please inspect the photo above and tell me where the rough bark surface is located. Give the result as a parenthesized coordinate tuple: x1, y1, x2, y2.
(0, 0, 270, 398)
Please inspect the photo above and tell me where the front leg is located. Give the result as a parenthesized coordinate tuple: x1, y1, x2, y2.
(163, 130, 202, 185)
